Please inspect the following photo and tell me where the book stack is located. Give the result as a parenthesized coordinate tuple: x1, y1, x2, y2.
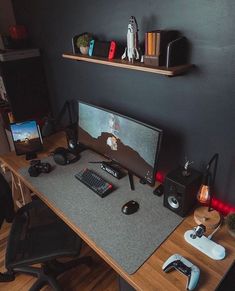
(144, 30, 179, 67)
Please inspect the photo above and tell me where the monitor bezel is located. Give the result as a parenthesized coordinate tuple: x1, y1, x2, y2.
(78, 100, 163, 186)
(10, 120, 43, 156)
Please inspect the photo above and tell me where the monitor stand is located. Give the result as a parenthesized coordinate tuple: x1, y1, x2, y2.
(71, 142, 87, 155)
(25, 152, 37, 161)
(128, 172, 135, 191)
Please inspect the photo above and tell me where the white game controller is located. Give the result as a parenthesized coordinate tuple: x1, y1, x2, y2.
(162, 254, 200, 290)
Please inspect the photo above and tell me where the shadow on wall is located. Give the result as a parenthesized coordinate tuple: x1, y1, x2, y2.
(0, 121, 10, 154)
(158, 125, 185, 175)
(224, 157, 235, 202)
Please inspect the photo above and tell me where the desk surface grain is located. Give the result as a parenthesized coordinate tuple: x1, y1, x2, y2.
(1, 132, 234, 291)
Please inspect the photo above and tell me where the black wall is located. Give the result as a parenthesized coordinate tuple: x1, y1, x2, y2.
(12, 0, 235, 205)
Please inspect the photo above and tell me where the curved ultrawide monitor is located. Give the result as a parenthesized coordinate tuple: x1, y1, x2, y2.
(78, 101, 162, 186)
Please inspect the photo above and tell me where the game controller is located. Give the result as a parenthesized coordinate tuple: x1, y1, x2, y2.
(162, 254, 200, 290)
(88, 39, 95, 56)
(108, 41, 116, 60)
(28, 160, 52, 177)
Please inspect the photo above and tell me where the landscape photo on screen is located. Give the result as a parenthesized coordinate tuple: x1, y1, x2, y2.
(79, 103, 161, 183)
(11, 121, 41, 154)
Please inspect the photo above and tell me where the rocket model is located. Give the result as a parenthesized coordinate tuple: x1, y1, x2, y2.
(122, 16, 141, 62)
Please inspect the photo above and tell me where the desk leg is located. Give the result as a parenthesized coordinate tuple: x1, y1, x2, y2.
(11, 173, 32, 208)
(1, 162, 32, 208)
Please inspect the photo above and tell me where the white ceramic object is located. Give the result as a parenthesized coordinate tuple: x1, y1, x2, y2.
(184, 230, 226, 260)
(80, 46, 89, 55)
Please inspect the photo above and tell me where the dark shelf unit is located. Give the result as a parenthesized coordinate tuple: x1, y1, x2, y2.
(0, 50, 50, 128)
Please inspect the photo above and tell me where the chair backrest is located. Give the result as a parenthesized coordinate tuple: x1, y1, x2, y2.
(5, 199, 82, 269)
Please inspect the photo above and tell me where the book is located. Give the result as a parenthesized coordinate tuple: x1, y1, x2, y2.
(147, 32, 153, 55)
(152, 33, 156, 55)
(144, 30, 179, 66)
(145, 33, 148, 55)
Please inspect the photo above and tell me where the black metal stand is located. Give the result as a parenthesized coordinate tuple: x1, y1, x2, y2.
(206, 153, 219, 212)
(25, 151, 37, 160)
(128, 172, 135, 191)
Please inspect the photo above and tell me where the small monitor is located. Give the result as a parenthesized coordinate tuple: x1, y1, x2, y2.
(78, 101, 162, 186)
(10, 120, 43, 160)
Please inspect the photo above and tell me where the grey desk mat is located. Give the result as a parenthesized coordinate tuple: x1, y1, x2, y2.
(19, 151, 183, 274)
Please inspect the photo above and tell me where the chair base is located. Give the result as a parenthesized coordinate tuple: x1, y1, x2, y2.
(0, 271, 15, 282)
(3, 256, 92, 291)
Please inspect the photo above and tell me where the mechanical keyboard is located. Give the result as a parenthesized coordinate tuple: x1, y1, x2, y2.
(75, 168, 114, 197)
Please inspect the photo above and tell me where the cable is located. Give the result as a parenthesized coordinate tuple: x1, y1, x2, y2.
(207, 220, 222, 240)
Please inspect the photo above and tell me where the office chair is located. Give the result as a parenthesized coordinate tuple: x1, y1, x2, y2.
(0, 198, 92, 291)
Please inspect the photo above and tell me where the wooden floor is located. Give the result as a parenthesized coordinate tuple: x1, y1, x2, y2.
(0, 222, 119, 291)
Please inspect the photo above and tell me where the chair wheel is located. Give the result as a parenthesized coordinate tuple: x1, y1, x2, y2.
(0, 271, 15, 282)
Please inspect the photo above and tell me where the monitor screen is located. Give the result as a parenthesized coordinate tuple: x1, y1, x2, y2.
(78, 101, 162, 185)
(10, 120, 43, 156)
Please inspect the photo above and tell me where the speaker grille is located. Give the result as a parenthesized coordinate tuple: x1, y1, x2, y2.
(167, 196, 180, 209)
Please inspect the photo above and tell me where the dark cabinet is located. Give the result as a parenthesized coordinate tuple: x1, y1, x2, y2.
(0, 49, 50, 126)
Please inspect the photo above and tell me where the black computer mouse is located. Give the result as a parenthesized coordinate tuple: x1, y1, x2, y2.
(122, 200, 139, 215)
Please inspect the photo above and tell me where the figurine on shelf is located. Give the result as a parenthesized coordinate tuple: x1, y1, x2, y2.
(122, 16, 142, 63)
(182, 157, 194, 177)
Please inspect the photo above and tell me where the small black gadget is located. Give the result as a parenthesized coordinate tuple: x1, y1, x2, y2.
(100, 162, 124, 179)
(28, 160, 52, 177)
(153, 184, 164, 196)
(122, 200, 139, 215)
(91, 40, 111, 58)
(53, 147, 80, 165)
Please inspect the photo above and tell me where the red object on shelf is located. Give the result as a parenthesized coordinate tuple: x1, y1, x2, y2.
(9, 25, 28, 40)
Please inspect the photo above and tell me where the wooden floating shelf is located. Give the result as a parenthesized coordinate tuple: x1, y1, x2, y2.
(62, 53, 194, 77)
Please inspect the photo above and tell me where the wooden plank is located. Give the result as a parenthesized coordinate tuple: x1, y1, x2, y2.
(62, 53, 194, 76)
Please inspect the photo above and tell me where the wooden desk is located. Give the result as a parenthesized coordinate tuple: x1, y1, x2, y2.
(1, 132, 234, 291)
(0, 132, 67, 207)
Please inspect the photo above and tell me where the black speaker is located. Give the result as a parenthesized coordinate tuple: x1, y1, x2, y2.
(163, 167, 202, 217)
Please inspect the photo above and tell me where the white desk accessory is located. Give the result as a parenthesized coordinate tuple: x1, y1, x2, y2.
(184, 224, 226, 260)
